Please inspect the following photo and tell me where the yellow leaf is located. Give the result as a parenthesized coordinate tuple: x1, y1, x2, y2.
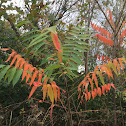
(47, 84, 54, 104)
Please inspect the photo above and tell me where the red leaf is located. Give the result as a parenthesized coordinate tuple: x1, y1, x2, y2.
(98, 55, 101, 60)
(101, 56, 104, 61)
(33, 81, 42, 86)
(105, 57, 108, 62)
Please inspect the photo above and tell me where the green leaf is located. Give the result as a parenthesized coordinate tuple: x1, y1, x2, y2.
(47, 26, 56, 33)
(4, 69, 11, 82)
(31, 42, 48, 51)
(22, 34, 40, 43)
(16, 21, 31, 28)
(45, 64, 60, 71)
(0, 65, 10, 81)
(97, 71, 105, 85)
(0, 64, 5, 69)
(73, 50, 84, 57)
(28, 31, 49, 46)
(28, 36, 48, 48)
(20, 29, 39, 39)
(8, 67, 17, 83)
(12, 69, 23, 86)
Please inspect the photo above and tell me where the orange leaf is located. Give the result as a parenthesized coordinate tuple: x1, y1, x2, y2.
(28, 85, 38, 99)
(107, 84, 111, 91)
(19, 60, 26, 69)
(111, 84, 116, 89)
(81, 95, 84, 104)
(10, 54, 21, 68)
(123, 21, 125, 27)
(5, 51, 17, 63)
(105, 84, 108, 93)
(97, 87, 101, 97)
(42, 84, 47, 101)
(51, 32, 62, 53)
(88, 92, 91, 100)
(113, 59, 120, 73)
(22, 64, 31, 81)
(57, 51, 63, 63)
(15, 58, 24, 68)
(78, 80, 85, 89)
(38, 72, 43, 83)
(118, 58, 124, 70)
(102, 86, 105, 95)
(29, 70, 38, 86)
(48, 58, 54, 60)
(88, 78, 93, 91)
(91, 91, 95, 99)
(94, 89, 97, 97)
(51, 81, 58, 102)
(0, 48, 10, 51)
(84, 93, 87, 101)
(39, 100, 43, 103)
(50, 104, 53, 119)
(26, 67, 36, 83)
(57, 86, 60, 99)
(43, 77, 47, 85)
(92, 73, 98, 88)
(78, 88, 81, 99)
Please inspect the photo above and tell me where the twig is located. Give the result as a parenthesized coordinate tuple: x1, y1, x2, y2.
(71, 109, 106, 114)
(94, 0, 115, 33)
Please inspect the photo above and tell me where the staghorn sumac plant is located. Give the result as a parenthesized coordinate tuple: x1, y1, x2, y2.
(0, 22, 126, 123)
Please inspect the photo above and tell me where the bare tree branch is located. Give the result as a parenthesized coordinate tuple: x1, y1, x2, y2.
(115, 0, 126, 27)
(94, 0, 115, 33)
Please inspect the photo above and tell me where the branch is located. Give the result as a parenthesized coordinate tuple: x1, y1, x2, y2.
(116, 0, 126, 27)
(94, 0, 115, 33)
(115, 14, 126, 37)
(6, 16, 20, 38)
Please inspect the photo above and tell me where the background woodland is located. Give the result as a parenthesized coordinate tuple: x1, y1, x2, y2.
(0, 0, 126, 126)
